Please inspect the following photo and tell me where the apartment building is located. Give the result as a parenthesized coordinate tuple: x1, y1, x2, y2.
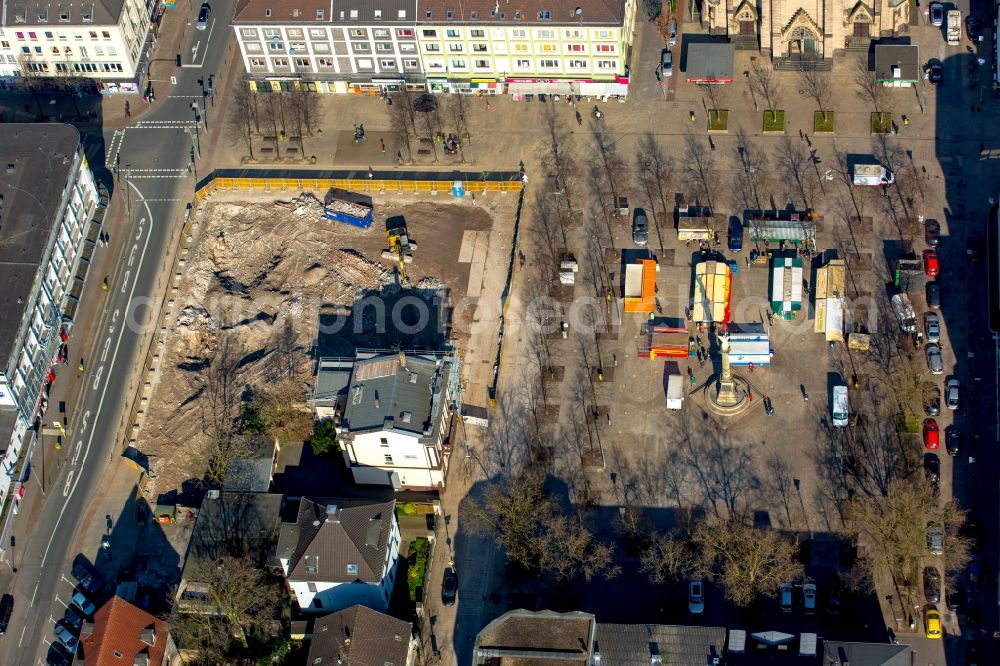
(232, 0, 637, 96)
(0, 124, 101, 510)
(233, 0, 424, 94)
(0, 0, 157, 93)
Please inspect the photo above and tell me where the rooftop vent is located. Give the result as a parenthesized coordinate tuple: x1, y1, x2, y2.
(401, 411, 412, 424)
(326, 504, 339, 522)
(347, 563, 358, 575)
(409, 372, 418, 384)
(892, 64, 901, 79)
(206, 489, 220, 499)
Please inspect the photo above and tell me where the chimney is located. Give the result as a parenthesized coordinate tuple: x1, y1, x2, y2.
(140, 625, 156, 647)
(326, 505, 339, 522)
(398, 350, 407, 369)
(892, 64, 901, 79)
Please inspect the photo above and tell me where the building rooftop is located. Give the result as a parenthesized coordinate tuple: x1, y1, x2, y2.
(875, 44, 919, 82)
(342, 351, 447, 437)
(684, 42, 735, 83)
(0, 123, 81, 370)
(280, 497, 396, 583)
(821, 641, 911, 666)
(79, 596, 167, 666)
(594, 623, 726, 665)
(1, 0, 125, 27)
(181, 491, 284, 582)
(235, 0, 418, 23)
(307, 605, 411, 666)
(473, 609, 596, 665)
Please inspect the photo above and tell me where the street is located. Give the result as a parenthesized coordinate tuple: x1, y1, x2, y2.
(0, 1, 237, 662)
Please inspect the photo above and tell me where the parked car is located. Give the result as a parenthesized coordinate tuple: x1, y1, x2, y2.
(946, 582, 962, 612)
(945, 378, 959, 410)
(0, 594, 12, 635)
(946, 427, 960, 456)
(923, 567, 941, 603)
(923, 419, 940, 450)
(927, 61, 944, 85)
(924, 218, 940, 246)
(780, 583, 793, 612)
(925, 606, 942, 639)
(667, 19, 678, 47)
(930, 2, 944, 26)
(925, 344, 943, 375)
(62, 606, 84, 632)
(927, 523, 944, 555)
(924, 385, 941, 416)
(924, 313, 940, 343)
(53, 621, 79, 652)
(196, 3, 211, 30)
(728, 218, 744, 252)
(441, 566, 457, 606)
(802, 583, 817, 615)
(688, 581, 705, 615)
(926, 282, 941, 310)
(924, 453, 940, 482)
(71, 558, 102, 595)
(661, 49, 673, 77)
(966, 15, 983, 42)
(632, 208, 649, 245)
(923, 249, 940, 277)
(46, 643, 75, 666)
(763, 395, 774, 416)
(70, 588, 96, 617)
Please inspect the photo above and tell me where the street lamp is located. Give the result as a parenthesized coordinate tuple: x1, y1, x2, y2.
(124, 164, 132, 217)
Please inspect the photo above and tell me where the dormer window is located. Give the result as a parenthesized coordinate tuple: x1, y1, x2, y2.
(58, 4, 71, 21)
(446, 10, 454, 19)
(292, 9, 300, 17)
(347, 563, 358, 575)
(349, 9, 358, 19)
(315, 8, 323, 19)
(374, 9, 382, 19)
(305, 555, 319, 573)
(515, 10, 522, 19)
(81, 4, 93, 21)
(539, 10, 551, 19)
(37, 9, 48, 21)
(425, 10, 431, 19)
(265, 8, 272, 17)
(13, 4, 27, 22)
(470, 10, 477, 19)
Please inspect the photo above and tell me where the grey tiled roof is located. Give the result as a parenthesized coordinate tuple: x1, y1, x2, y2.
(307, 605, 411, 666)
(342, 353, 443, 436)
(473, 609, 595, 665)
(283, 498, 395, 583)
(594, 623, 727, 665)
(2, 0, 125, 27)
(223, 457, 273, 492)
(234, 0, 418, 23)
(416, 0, 625, 24)
(822, 641, 911, 666)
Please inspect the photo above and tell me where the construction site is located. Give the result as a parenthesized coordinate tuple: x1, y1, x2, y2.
(135, 185, 515, 497)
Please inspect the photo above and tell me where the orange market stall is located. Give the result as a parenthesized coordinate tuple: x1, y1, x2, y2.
(641, 325, 690, 358)
(623, 258, 657, 314)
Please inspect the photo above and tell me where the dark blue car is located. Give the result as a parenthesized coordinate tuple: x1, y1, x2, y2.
(728, 219, 744, 252)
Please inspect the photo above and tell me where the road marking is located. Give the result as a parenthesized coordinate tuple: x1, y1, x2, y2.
(91, 366, 104, 391)
(31, 583, 39, 606)
(62, 473, 75, 497)
(112, 309, 120, 325)
(71, 441, 82, 467)
(192, 40, 201, 62)
(80, 411, 90, 432)
(18, 625, 26, 647)
(120, 270, 131, 293)
(42, 194, 153, 566)
(100, 337, 111, 363)
(53, 596, 68, 609)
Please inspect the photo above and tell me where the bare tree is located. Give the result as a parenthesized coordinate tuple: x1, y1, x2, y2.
(285, 92, 308, 154)
(228, 84, 257, 160)
(777, 136, 811, 207)
(17, 55, 47, 120)
(252, 378, 313, 445)
(260, 91, 282, 159)
(295, 87, 323, 134)
(683, 133, 717, 210)
(800, 68, 833, 122)
(201, 333, 250, 485)
(640, 531, 697, 584)
(854, 55, 888, 114)
(389, 92, 416, 161)
(636, 134, 674, 252)
(692, 516, 804, 607)
(733, 128, 770, 210)
(749, 61, 781, 111)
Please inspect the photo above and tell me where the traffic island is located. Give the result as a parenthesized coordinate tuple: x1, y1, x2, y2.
(762, 110, 785, 134)
(871, 112, 893, 135)
(708, 110, 729, 132)
(814, 111, 835, 133)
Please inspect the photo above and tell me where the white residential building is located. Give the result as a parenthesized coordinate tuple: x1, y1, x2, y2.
(0, 0, 157, 93)
(231, 0, 637, 96)
(312, 350, 455, 490)
(277, 498, 400, 613)
(0, 123, 101, 511)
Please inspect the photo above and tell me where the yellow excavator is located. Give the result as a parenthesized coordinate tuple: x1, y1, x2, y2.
(383, 225, 415, 287)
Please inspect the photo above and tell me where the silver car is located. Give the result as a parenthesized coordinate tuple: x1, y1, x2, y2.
(945, 378, 959, 410)
(924, 313, 940, 344)
(196, 3, 211, 30)
(661, 50, 673, 78)
(925, 344, 943, 375)
(930, 2, 944, 27)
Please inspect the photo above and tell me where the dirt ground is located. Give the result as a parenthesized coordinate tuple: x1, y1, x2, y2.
(137, 188, 505, 498)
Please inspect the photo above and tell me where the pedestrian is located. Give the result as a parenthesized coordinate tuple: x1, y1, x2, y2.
(689, 111, 696, 122)
(748, 362, 755, 373)
(606, 412, 611, 425)
(397, 150, 403, 164)
(613, 353, 617, 367)
(697, 349, 703, 363)
(380, 138, 386, 154)
(745, 255, 750, 268)
(485, 99, 492, 111)
(799, 129, 804, 141)
(387, 97, 393, 106)
(124, 100, 130, 118)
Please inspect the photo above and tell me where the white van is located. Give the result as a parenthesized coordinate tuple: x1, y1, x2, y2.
(832, 385, 849, 427)
(667, 20, 677, 47)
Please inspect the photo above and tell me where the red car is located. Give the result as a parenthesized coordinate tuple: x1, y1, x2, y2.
(924, 419, 940, 450)
(923, 250, 940, 277)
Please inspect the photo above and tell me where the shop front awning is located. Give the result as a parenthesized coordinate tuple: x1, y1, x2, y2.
(508, 81, 579, 95)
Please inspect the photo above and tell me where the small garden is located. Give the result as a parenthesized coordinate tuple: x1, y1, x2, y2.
(814, 111, 835, 133)
(871, 112, 893, 135)
(406, 537, 431, 603)
(707, 109, 729, 132)
(762, 110, 785, 133)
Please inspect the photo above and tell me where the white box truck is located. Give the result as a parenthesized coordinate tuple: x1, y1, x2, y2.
(891, 293, 916, 333)
(947, 10, 961, 46)
(852, 164, 895, 186)
(666, 374, 684, 410)
(831, 385, 849, 427)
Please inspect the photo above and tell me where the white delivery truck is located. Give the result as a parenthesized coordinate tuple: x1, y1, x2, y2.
(891, 293, 916, 333)
(831, 385, 849, 427)
(946, 10, 961, 46)
(666, 373, 684, 410)
(852, 164, 895, 186)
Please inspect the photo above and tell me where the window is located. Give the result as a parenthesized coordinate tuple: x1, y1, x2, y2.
(349, 29, 365, 38)
(596, 59, 615, 69)
(596, 44, 615, 53)
(315, 9, 323, 19)
(28, 32, 36, 40)
(472, 43, 487, 52)
(515, 58, 530, 68)
(373, 28, 389, 37)
(374, 10, 382, 19)
(241, 28, 257, 38)
(272, 57, 288, 67)
(540, 58, 558, 68)
(403, 58, 418, 67)
(245, 42, 262, 52)
(357, 58, 373, 69)
(422, 29, 437, 38)
(81, 4, 92, 21)
(294, 57, 310, 67)
(106, 45, 115, 55)
(94, 45, 102, 56)
(353, 42, 369, 52)
(451, 58, 466, 68)
(595, 29, 612, 39)
(448, 43, 462, 52)
(384, 454, 394, 464)
(397, 10, 406, 19)
(289, 42, 306, 52)
(539, 10, 551, 19)
(268, 42, 283, 51)
(37, 9, 47, 21)
(263, 28, 279, 38)
(538, 43, 557, 53)
(264, 8, 271, 17)
(424, 43, 440, 52)
(380, 438, 389, 446)
(349, 9, 358, 19)
(396, 28, 413, 37)
(400, 42, 416, 52)
(59, 8, 70, 22)
(493, 42, 506, 54)
(288, 28, 304, 38)
(51, 46, 59, 54)
(347, 563, 358, 575)
(513, 43, 529, 52)
(424, 10, 432, 18)
(376, 42, 392, 52)
(88, 31, 96, 39)
(474, 59, 489, 68)
(568, 59, 586, 68)
(446, 10, 454, 19)
(317, 57, 333, 67)
(512, 29, 527, 38)
(515, 10, 522, 19)
(304, 556, 319, 573)
(567, 44, 585, 52)
(309, 28, 325, 38)
(565, 29, 583, 38)
(379, 58, 395, 68)
(471, 10, 478, 19)
(537, 29, 555, 39)
(445, 29, 460, 38)
(307, 582, 317, 592)
(313, 42, 330, 53)
(470, 29, 485, 38)
(292, 9, 301, 17)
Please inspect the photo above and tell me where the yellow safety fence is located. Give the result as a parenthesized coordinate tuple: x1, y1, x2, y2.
(196, 174, 521, 202)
